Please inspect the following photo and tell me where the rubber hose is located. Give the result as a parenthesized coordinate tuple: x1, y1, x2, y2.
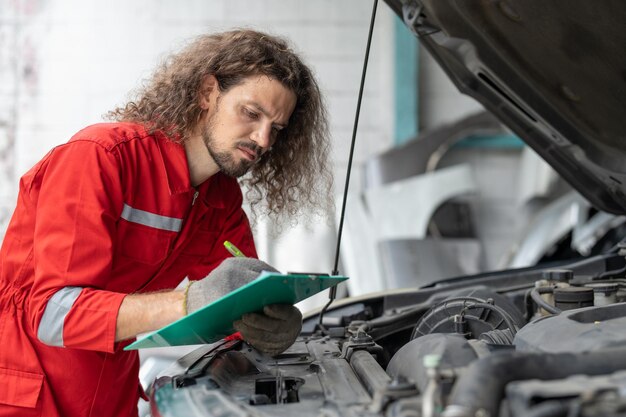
(529, 287, 561, 315)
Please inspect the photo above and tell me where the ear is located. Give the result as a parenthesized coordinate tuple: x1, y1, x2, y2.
(198, 74, 219, 110)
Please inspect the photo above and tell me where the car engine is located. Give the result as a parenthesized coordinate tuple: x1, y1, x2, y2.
(150, 248, 626, 417)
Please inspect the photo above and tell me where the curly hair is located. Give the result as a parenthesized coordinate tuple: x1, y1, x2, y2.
(107, 29, 333, 224)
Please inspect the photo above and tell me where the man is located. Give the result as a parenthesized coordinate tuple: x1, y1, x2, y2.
(0, 29, 332, 417)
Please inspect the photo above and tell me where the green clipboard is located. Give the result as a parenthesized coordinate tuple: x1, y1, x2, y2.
(125, 272, 348, 350)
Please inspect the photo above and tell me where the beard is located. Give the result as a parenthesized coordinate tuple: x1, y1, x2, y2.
(201, 125, 260, 178)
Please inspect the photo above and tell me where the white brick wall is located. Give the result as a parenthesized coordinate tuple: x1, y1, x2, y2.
(0, 7, 18, 233)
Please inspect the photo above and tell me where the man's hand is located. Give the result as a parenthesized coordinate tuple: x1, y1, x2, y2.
(185, 257, 278, 314)
(116, 257, 277, 342)
(234, 304, 302, 356)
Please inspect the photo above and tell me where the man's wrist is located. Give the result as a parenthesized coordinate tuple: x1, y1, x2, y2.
(182, 281, 194, 315)
(116, 290, 187, 342)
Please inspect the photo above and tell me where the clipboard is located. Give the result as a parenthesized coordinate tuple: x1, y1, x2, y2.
(125, 272, 348, 350)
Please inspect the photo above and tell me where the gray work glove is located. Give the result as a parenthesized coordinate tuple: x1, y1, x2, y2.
(185, 257, 278, 314)
(233, 304, 302, 356)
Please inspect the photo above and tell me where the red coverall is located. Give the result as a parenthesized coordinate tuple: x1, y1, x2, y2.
(0, 122, 257, 417)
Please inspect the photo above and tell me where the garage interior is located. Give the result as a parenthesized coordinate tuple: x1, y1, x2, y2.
(2, 2, 621, 416)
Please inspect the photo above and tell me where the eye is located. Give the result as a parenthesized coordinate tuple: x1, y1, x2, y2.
(242, 107, 258, 120)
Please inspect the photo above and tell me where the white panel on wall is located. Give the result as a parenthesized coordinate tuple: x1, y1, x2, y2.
(418, 44, 484, 132)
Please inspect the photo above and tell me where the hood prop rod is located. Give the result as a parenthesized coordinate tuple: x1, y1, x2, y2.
(318, 0, 379, 331)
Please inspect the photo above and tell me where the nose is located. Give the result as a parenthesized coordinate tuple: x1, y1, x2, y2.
(251, 123, 273, 151)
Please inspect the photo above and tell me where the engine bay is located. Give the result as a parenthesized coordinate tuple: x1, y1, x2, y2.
(151, 248, 626, 417)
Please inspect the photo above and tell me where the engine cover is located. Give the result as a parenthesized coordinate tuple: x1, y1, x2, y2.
(514, 303, 626, 352)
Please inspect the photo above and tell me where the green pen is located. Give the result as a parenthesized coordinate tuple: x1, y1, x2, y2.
(223, 240, 246, 257)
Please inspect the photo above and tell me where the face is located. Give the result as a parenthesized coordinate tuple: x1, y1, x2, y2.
(199, 75, 297, 178)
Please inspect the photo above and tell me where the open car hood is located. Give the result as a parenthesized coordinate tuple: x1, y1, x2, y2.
(385, 0, 626, 214)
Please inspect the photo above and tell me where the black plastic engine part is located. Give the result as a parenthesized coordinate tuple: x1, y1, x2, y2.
(412, 288, 523, 340)
(553, 287, 594, 310)
(479, 328, 515, 345)
(586, 282, 619, 295)
(386, 334, 478, 392)
(542, 269, 573, 283)
(443, 346, 626, 417)
(514, 303, 626, 353)
(505, 369, 626, 417)
(254, 377, 304, 404)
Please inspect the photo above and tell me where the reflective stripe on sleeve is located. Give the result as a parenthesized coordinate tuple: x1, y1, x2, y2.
(37, 287, 83, 347)
(121, 204, 182, 232)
